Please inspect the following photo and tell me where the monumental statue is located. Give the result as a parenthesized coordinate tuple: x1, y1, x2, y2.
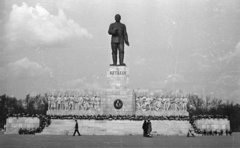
(108, 14, 129, 66)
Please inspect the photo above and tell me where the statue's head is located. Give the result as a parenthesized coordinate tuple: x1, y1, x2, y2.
(115, 14, 121, 22)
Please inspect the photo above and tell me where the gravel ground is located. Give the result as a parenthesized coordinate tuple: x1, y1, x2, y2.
(0, 132, 240, 148)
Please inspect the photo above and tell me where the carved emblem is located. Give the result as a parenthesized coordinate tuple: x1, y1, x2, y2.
(114, 99, 123, 109)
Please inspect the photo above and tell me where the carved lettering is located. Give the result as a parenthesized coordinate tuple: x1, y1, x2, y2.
(110, 71, 126, 75)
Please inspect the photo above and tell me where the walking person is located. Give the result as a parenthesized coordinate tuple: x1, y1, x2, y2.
(73, 120, 81, 136)
(147, 120, 152, 137)
(142, 120, 148, 137)
(187, 126, 195, 137)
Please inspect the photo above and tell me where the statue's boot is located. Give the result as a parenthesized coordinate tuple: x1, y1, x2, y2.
(110, 54, 117, 66)
(119, 53, 126, 66)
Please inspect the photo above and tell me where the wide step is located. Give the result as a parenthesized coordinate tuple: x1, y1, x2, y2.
(39, 119, 191, 136)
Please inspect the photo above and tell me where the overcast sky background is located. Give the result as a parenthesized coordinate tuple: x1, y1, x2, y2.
(0, 0, 240, 103)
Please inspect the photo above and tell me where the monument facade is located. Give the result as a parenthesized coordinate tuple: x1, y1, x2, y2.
(42, 14, 191, 135)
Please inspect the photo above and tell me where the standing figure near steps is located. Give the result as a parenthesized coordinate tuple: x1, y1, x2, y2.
(142, 120, 148, 137)
(147, 120, 152, 137)
(108, 14, 129, 66)
(73, 120, 81, 136)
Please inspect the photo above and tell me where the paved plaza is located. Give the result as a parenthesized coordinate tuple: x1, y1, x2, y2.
(1, 132, 240, 148)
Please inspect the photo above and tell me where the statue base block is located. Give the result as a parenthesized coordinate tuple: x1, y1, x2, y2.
(107, 66, 129, 89)
(102, 89, 134, 115)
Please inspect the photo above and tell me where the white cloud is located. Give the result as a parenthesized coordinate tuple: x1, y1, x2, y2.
(6, 2, 92, 47)
(133, 58, 146, 65)
(7, 57, 52, 78)
(66, 78, 85, 88)
(85, 81, 102, 90)
(222, 41, 240, 61)
(65, 78, 102, 90)
(164, 74, 185, 84)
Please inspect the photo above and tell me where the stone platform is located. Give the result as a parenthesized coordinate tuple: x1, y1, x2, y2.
(39, 119, 191, 136)
(4, 117, 40, 134)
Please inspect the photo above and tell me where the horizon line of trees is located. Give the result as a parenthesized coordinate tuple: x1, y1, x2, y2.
(0, 93, 240, 132)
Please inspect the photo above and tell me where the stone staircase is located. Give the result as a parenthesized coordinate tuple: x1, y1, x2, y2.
(39, 119, 191, 136)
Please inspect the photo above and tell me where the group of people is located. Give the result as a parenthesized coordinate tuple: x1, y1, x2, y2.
(198, 129, 232, 136)
(192, 115, 228, 120)
(48, 94, 101, 111)
(18, 127, 41, 135)
(136, 95, 188, 112)
(142, 120, 152, 137)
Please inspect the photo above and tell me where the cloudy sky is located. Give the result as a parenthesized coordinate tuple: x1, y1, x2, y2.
(0, 0, 240, 103)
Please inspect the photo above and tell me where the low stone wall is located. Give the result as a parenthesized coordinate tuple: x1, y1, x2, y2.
(39, 119, 190, 136)
(135, 110, 189, 116)
(4, 117, 40, 134)
(194, 119, 230, 131)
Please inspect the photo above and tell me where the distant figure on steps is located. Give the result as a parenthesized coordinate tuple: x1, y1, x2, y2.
(73, 120, 81, 136)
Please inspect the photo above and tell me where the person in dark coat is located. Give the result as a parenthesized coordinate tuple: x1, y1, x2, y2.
(229, 130, 232, 136)
(147, 120, 152, 137)
(73, 120, 81, 136)
(142, 120, 148, 137)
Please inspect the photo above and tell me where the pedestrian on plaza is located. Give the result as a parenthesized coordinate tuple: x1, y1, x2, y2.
(142, 120, 148, 137)
(229, 130, 232, 136)
(147, 120, 152, 137)
(73, 120, 81, 136)
(187, 126, 195, 137)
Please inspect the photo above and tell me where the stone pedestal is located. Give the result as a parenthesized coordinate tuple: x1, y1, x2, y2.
(107, 66, 129, 89)
(102, 66, 134, 115)
(102, 89, 135, 115)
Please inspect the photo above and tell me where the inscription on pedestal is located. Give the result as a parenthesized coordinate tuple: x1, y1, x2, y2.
(110, 71, 126, 75)
(107, 66, 129, 90)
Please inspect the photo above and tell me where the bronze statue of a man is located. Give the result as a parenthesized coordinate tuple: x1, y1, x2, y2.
(108, 14, 129, 66)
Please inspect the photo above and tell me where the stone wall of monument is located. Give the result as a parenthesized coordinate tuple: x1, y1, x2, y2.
(101, 89, 134, 115)
(46, 89, 189, 116)
(134, 89, 189, 116)
(4, 117, 40, 134)
(47, 89, 102, 115)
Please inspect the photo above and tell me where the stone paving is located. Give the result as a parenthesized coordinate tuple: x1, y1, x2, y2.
(1, 131, 240, 148)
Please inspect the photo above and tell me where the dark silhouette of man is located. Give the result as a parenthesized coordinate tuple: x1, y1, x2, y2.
(108, 14, 129, 66)
(73, 120, 81, 136)
(147, 120, 152, 137)
(142, 120, 148, 137)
